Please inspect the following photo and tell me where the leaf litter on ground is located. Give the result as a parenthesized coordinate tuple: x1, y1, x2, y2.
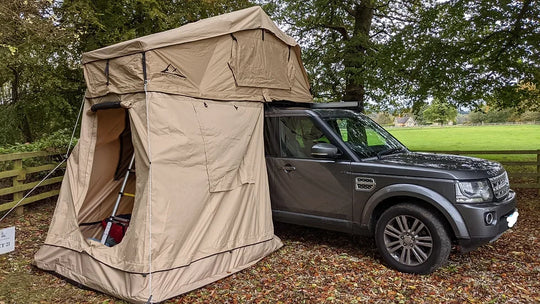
(0, 189, 538, 303)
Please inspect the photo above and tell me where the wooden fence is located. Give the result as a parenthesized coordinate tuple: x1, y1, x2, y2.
(0, 151, 65, 214)
(421, 150, 540, 195)
(0, 149, 538, 214)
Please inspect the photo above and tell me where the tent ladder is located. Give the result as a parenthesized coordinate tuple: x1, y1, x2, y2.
(100, 153, 136, 245)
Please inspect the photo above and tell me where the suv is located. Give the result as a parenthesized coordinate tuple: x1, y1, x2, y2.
(264, 102, 518, 274)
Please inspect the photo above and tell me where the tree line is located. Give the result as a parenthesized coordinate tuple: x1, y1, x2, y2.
(375, 106, 540, 126)
(0, 0, 538, 147)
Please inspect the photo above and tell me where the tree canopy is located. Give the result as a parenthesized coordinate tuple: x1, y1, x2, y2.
(0, 0, 251, 145)
(0, 0, 538, 145)
(422, 98, 458, 125)
(263, 0, 539, 112)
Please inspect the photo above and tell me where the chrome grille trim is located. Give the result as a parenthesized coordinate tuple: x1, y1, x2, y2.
(489, 172, 510, 200)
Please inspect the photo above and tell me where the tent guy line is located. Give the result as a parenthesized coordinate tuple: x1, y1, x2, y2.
(0, 159, 66, 223)
(0, 97, 85, 224)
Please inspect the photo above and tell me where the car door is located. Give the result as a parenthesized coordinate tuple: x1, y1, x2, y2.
(265, 114, 353, 232)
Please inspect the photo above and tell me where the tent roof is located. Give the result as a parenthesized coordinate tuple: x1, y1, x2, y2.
(82, 6, 297, 64)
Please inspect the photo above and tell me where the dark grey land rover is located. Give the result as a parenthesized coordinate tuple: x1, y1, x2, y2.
(264, 101, 518, 274)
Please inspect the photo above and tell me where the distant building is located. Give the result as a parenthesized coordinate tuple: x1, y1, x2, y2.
(394, 116, 417, 127)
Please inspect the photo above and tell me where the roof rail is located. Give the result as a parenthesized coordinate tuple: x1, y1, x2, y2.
(310, 101, 359, 109)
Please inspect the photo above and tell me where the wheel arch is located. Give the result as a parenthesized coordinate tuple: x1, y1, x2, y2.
(360, 184, 469, 240)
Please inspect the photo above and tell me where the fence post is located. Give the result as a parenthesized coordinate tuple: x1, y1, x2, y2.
(12, 158, 26, 215)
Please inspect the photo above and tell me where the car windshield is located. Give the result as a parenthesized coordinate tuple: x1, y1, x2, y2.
(314, 109, 406, 159)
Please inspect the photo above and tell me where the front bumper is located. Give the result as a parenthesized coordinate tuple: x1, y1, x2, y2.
(455, 190, 518, 252)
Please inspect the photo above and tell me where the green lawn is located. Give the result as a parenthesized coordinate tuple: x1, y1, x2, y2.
(386, 124, 540, 163)
(387, 124, 540, 151)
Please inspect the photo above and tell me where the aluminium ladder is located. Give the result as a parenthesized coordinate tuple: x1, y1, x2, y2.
(100, 153, 135, 245)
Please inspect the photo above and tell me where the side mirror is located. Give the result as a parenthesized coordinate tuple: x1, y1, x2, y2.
(311, 143, 340, 158)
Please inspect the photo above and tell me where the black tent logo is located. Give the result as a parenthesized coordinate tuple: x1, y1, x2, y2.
(161, 64, 186, 78)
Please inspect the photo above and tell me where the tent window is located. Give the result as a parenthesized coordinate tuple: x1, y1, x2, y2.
(228, 30, 292, 90)
(193, 101, 260, 192)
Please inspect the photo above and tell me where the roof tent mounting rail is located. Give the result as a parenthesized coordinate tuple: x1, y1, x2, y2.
(265, 100, 311, 108)
(310, 101, 359, 109)
(91, 101, 122, 112)
(266, 100, 360, 109)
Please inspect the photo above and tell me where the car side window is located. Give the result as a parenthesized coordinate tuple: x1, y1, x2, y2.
(279, 116, 327, 158)
(326, 118, 386, 151)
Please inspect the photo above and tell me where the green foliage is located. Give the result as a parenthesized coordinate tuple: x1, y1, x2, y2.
(374, 112, 394, 126)
(484, 108, 515, 123)
(0, 0, 253, 146)
(0, 129, 75, 154)
(264, 0, 539, 111)
(1, 0, 537, 146)
(468, 111, 487, 124)
(263, 0, 387, 110)
(0, 0, 84, 144)
(375, 0, 539, 109)
(422, 99, 457, 125)
(467, 107, 522, 124)
(59, 0, 253, 53)
(519, 111, 540, 122)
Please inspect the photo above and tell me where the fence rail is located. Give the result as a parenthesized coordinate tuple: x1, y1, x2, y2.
(420, 150, 540, 195)
(0, 151, 65, 213)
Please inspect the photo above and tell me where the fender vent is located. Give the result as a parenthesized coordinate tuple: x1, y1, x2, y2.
(355, 177, 376, 191)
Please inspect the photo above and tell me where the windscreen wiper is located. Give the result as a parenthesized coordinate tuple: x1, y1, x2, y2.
(377, 147, 406, 159)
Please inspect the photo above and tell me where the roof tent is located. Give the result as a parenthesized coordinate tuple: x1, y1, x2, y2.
(34, 6, 312, 303)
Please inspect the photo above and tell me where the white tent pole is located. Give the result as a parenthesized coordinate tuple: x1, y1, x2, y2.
(144, 76, 154, 303)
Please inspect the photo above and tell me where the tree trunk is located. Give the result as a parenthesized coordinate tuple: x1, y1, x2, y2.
(342, 1, 374, 112)
(9, 66, 33, 142)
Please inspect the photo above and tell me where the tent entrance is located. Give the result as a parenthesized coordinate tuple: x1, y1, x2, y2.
(78, 106, 136, 246)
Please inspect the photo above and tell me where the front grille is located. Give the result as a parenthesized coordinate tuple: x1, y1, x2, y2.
(489, 172, 510, 200)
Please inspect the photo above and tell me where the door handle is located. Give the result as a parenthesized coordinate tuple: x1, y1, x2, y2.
(282, 165, 296, 173)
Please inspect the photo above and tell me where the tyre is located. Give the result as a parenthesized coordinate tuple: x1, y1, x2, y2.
(374, 203, 451, 274)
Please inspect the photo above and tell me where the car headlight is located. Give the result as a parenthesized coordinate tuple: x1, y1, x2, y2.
(455, 180, 493, 203)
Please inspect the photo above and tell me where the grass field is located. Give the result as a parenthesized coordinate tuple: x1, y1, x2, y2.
(386, 124, 540, 151)
(386, 124, 540, 171)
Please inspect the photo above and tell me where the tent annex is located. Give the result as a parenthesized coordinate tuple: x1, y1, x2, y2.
(34, 6, 312, 303)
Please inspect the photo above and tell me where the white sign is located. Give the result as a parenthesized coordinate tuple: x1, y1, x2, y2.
(0, 226, 15, 255)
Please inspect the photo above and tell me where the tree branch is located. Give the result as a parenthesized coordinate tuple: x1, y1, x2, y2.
(373, 12, 416, 24)
(370, 29, 387, 38)
(321, 24, 350, 40)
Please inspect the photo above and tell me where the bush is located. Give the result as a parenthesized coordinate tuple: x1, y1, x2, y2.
(0, 129, 77, 154)
(468, 111, 486, 124)
(520, 111, 540, 122)
(484, 108, 515, 123)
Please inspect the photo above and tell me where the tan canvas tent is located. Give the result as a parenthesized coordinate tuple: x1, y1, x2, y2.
(34, 6, 312, 303)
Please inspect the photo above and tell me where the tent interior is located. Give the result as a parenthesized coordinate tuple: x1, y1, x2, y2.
(78, 107, 135, 245)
